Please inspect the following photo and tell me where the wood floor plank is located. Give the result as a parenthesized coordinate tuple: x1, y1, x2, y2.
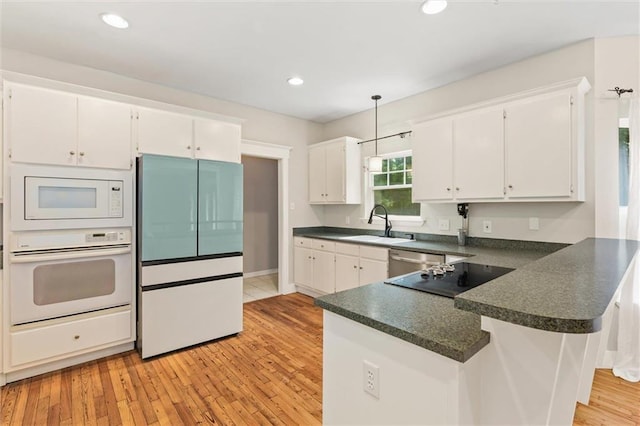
(2, 293, 638, 426)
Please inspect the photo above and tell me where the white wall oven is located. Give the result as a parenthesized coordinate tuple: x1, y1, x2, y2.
(9, 229, 133, 325)
(10, 164, 133, 231)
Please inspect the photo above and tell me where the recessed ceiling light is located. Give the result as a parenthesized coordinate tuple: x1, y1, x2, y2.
(101, 13, 129, 29)
(421, 0, 448, 15)
(287, 77, 304, 86)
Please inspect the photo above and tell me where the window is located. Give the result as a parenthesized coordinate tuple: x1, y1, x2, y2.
(620, 119, 630, 207)
(370, 153, 420, 217)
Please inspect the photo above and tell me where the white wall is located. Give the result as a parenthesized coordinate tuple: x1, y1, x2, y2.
(321, 40, 597, 243)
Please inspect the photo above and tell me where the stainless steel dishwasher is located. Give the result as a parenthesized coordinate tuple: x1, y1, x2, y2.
(388, 249, 445, 278)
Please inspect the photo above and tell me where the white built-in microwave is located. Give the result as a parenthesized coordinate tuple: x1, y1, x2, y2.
(11, 164, 133, 231)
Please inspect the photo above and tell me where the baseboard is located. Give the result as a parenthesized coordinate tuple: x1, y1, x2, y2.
(244, 268, 278, 279)
(295, 285, 326, 298)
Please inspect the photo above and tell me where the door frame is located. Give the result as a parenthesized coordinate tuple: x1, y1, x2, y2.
(241, 139, 293, 295)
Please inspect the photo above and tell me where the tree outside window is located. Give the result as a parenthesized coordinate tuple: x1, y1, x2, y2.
(371, 154, 420, 216)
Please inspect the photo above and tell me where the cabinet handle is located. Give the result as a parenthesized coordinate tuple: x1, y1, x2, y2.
(69, 151, 75, 155)
(74, 335, 80, 340)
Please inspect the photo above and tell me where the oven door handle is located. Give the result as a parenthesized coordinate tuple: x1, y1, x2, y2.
(389, 255, 440, 265)
(10, 246, 131, 264)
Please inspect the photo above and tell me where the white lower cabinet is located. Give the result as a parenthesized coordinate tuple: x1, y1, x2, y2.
(10, 309, 132, 367)
(295, 238, 388, 294)
(335, 244, 388, 291)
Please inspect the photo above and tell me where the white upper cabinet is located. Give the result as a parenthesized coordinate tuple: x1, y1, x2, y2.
(308, 137, 361, 204)
(412, 77, 589, 203)
(453, 107, 504, 200)
(412, 118, 454, 201)
(77, 96, 132, 169)
(136, 107, 194, 158)
(136, 109, 241, 163)
(193, 119, 241, 163)
(505, 92, 572, 199)
(8, 83, 78, 167)
(7, 83, 133, 169)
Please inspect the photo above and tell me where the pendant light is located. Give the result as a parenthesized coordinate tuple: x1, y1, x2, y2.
(368, 95, 383, 173)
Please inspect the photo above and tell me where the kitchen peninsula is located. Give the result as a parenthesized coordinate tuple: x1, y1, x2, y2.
(313, 232, 638, 425)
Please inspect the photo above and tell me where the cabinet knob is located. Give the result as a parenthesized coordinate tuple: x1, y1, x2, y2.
(187, 146, 191, 150)
(508, 185, 513, 189)
(456, 187, 460, 191)
(196, 147, 201, 151)
(359, 266, 363, 270)
(69, 151, 75, 155)
(74, 335, 80, 340)
(79, 152, 85, 157)
(353, 265, 357, 269)
(446, 187, 451, 191)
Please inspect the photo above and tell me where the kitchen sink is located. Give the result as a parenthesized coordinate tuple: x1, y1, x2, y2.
(339, 235, 412, 244)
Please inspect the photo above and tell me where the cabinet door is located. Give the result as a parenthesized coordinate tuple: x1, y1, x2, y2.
(294, 247, 313, 287)
(137, 108, 193, 158)
(359, 258, 388, 286)
(312, 250, 335, 293)
(8, 84, 77, 166)
(198, 160, 243, 255)
(335, 254, 360, 292)
(505, 93, 572, 198)
(412, 118, 454, 201)
(308, 145, 326, 203)
(194, 119, 241, 163)
(140, 155, 198, 261)
(453, 108, 504, 199)
(78, 96, 132, 169)
(324, 142, 346, 203)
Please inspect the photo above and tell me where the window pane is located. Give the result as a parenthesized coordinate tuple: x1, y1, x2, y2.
(406, 171, 412, 184)
(382, 159, 388, 173)
(373, 174, 388, 187)
(389, 157, 404, 172)
(406, 156, 412, 170)
(620, 127, 630, 207)
(374, 188, 420, 216)
(389, 172, 404, 185)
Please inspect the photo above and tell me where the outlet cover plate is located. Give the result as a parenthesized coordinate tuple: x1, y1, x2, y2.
(363, 360, 380, 399)
(438, 219, 450, 231)
(483, 220, 492, 233)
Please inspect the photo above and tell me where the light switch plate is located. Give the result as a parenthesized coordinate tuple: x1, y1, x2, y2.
(529, 217, 539, 230)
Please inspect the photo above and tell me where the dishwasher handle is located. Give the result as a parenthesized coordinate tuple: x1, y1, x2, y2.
(389, 255, 441, 266)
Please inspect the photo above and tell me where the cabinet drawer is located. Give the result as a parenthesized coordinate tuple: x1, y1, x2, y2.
(294, 237, 313, 248)
(11, 310, 131, 366)
(312, 239, 335, 252)
(360, 245, 388, 261)
(335, 242, 359, 256)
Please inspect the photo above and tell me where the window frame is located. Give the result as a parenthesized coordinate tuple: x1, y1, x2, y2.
(364, 150, 423, 224)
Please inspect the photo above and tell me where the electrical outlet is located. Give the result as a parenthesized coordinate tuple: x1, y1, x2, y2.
(363, 360, 380, 399)
(483, 220, 492, 233)
(529, 217, 539, 230)
(438, 219, 450, 231)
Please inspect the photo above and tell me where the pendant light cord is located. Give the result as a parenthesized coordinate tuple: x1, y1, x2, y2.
(372, 94, 381, 156)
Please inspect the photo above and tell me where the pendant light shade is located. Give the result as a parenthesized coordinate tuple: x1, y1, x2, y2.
(368, 95, 383, 172)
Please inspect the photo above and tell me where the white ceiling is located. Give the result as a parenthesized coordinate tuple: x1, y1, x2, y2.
(1, 1, 638, 123)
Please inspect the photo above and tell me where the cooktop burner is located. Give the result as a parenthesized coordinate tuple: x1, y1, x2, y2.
(384, 262, 515, 298)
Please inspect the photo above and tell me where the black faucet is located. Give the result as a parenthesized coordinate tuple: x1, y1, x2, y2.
(368, 204, 392, 237)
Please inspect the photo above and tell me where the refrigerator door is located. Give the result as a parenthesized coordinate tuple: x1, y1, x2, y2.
(198, 160, 243, 256)
(140, 155, 198, 261)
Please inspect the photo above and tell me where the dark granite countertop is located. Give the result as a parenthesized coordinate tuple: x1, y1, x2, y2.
(455, 238, 639, 333)
(307, 227, 638, 362)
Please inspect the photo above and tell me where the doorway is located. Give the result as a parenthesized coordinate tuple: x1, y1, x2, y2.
(240, 140, 292, 301)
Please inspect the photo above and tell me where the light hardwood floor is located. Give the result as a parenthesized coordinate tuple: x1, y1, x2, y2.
(1, 293, 638, 425)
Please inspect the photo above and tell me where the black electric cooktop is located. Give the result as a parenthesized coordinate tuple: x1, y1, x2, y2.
(385, 262, 515, 298)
